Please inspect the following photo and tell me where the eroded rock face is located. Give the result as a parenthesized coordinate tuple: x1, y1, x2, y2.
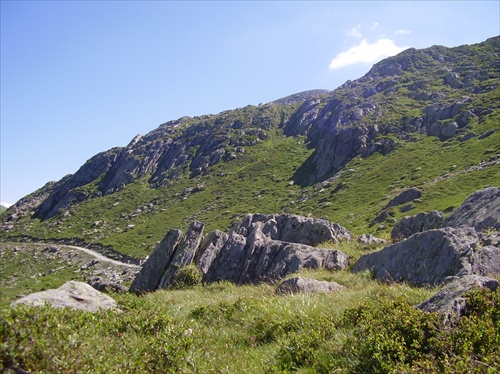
(444, 187, 500, 231)
(276, 276, 345, 295)
(13, 281, 117, 312)
(417, 275, 499, 324)
(352, 227, 499, 286)
(195, 230, 229, 275)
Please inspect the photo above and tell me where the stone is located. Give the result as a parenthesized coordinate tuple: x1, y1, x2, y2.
(87, 276, 127, 293)
(352, 227, 500, 286)
(440, 122, 458, 138)
(129, 229, 183, 294)
(13, 281, 118, 312)
(391, 210, 444, 242)
(356, 234, 387, 246)
(157, 221, 205, 288)
(459, 132, 476, 142)
(276, 277, 345, 295)
(399, 204, 415, 213)
(233, 213, 352, 245)
(369, 210, 390, 227)
(195, 230, 229, 275)
(479, 130, 495, 139)
(417, 275, 499, 324)
(386, 188, 422, 208)
(203, 215, 350, 285)
(444, 187, 500, 231)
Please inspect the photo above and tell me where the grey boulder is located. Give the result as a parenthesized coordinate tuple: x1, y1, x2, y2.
(276, 276, 345, 295)
(417, 275, 499, 324)
(444, 187, 500, 231)
(13, 281, 118, 312)
(391, 210, 444, 242)
(352, 227, 499, 286)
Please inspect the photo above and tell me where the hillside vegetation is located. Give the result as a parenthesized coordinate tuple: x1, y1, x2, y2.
(0, 36, 499, 374)
(2, 244, 499, 373)
(1, 37, 499, 259)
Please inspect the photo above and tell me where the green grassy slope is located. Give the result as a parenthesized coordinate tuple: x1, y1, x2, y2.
(2, 267, 498, 373)
(5, 111, 498, 259)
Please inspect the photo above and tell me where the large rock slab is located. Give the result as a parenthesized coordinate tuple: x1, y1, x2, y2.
(129, 228, 183, 293)
(417, 275, 499, 324)
(391, 210, 444, 242)
(443, 187, 500, 231)
(195, 230, 229, 275)
(276, 276, 345, 295)
(13, 281, 117, 312)
(158, 221, 205, 288)
(130, 221, 205, 293)
(352, 227, 500, 286)
(131, 215, 351, 290)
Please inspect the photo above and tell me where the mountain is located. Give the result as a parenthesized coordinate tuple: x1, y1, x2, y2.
(1, 36, 499, 259)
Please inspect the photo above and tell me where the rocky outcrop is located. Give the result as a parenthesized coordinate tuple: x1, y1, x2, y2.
(201, 214, 350, 285)
(13, 281, 118, 312)
(203, 229, 349, 285)
(201, 214, 351, 285)
(157, 221, 205, 289)
(131, 214, 351, 291)
(352, 227, 500, 286)
(275, 276, 345, 295)
(443, 187, 500, 231)
(391, 210, 444, 242)
(417, 275, 499, 324)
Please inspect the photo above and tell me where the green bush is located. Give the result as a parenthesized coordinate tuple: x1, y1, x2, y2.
(273, 288, 499, 373)
(168, 264, 203, 289)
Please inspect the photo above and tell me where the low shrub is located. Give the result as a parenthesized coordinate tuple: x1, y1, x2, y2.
(168, 264, 203, 289)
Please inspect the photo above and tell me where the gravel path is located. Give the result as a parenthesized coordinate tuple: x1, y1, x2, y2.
(64, 245, 141, 268)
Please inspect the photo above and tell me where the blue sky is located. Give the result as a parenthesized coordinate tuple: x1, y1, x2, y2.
(1, 1, 499, 205)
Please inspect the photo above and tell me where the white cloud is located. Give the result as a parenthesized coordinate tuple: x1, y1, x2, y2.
(371, 22, 379, 29)
(395, 29, 411, 34)
(329, 38, 409, 70)
(346, 24, 362, 38)
(1, 202, 13, 208)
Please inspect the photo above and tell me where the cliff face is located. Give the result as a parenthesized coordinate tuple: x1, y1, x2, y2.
(4, 36, 499, 229)
(289, 37, 500, 185)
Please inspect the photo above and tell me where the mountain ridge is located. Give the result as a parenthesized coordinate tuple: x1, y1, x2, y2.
(1, 36, 498, 258)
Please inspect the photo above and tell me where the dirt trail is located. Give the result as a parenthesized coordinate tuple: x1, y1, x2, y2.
(29, 243, 141, 269)
(64, 245, 141, 268)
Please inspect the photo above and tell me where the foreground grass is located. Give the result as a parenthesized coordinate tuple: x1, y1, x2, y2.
(2, 268, 499, 373)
